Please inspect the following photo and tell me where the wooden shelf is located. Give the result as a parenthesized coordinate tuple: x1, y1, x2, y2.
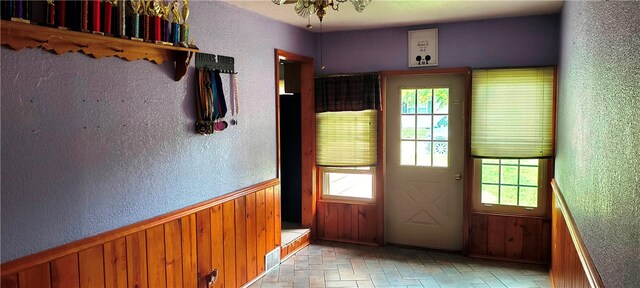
(1, 20, 198, 81)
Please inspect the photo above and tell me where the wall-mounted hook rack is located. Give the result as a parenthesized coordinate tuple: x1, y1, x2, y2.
(196, 52, 236, 74)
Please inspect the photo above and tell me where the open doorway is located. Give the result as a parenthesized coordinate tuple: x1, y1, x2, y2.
(275, 50, 315, 257)
(279, 60, 305, 243)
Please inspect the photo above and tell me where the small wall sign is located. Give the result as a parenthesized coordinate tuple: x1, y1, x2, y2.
(408, 28, 438, 67)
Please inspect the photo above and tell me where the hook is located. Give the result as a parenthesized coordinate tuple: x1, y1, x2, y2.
(206, 269, 218, 287)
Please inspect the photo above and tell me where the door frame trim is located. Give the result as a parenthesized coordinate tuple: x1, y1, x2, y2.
(274, 50, 317, 237)
(380, 68, 471, 253)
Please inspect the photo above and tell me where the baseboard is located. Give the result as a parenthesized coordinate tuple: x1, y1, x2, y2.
(468, 254, 549, 265)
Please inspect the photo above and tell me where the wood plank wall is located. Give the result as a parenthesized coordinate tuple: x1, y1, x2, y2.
(468, 213, 551, 263)
(550, 179, 604, 288)
(1, 179, 281, 288)
(315, 202, 380, 245)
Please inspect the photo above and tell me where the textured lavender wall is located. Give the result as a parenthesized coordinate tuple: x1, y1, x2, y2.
(315, 14, 559, 74)
(556, 2, 640, 286)
(0, 1, 314, 262)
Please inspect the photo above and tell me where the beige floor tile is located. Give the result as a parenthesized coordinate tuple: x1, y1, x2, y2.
(253, 241, 550, 288)
(325, 280, 358, 287)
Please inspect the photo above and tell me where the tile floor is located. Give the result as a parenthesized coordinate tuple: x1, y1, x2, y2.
(248, 240, 550, 288)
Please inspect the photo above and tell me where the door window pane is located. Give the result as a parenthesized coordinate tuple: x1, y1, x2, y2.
(416, 116, 432, 140)
(433, 142, 448, 167)
(434, 88, 449, 114)
(401, 115, 416, 140)
(433, 115, 448, 140)
(417, 89, 433, 114)
(399, 88, 449, 167)
(416, 141, 432, 166)
(401, 89, 415, 114)
(401, 141, 416, 165)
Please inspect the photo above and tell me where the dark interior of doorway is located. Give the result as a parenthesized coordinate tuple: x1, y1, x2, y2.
(279, 60, 309, 246)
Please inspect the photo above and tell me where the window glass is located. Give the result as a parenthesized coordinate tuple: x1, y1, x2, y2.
(322, 167, 374, 200)
(400, 88, 449, 167)
(416, 141, 432, 166)
(480, 159, 539, 207)
(400, 141, 415, 166)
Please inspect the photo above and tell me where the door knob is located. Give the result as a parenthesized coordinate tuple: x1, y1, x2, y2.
(454, 173, 462, 180)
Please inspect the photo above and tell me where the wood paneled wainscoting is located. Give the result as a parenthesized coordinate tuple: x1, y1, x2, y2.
(1, 179, 282, 288)
(550, 179, 604, 288)
(468, 213, 551, 263)
(315, 202, 380, 245)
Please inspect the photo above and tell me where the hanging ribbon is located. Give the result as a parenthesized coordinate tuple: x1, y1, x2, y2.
(214, 70, 227, 118)
(213, 70, 228, 131)
(210, 70, 218, 120)
(230, 73, 239, 125)
(195, 68, 215, 134)
(194, 66, 237, 134)
(196, 69, 203, 122)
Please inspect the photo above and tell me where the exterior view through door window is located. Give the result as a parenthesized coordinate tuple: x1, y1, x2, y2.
(400, 88, 449, 167)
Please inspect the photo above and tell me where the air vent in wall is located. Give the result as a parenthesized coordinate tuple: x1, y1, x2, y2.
(265, 247, 281, 272)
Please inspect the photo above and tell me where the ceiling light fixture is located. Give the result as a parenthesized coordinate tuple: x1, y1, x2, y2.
(273, 0, 370, 70)
(272, 0, 371, 23)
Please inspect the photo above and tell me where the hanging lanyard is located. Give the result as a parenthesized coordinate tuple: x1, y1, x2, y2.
(214, 70, 227, 118)
(210, 70, 218, 120)
(230, 73, 239, 125)
(196, 69, 204, 122)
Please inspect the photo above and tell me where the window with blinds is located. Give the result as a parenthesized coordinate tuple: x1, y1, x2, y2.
(471, 67, 554, 215)
(471, 67, 555, 158)
(316, 110, 377, 167)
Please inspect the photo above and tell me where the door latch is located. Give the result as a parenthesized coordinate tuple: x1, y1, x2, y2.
(454, 173, 462, 180)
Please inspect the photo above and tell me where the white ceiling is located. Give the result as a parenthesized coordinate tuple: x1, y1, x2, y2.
(224, 0, 564, 32)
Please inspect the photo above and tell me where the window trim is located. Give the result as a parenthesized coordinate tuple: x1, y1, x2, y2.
(319, 166, 376, 204)
(471, 159, 548, 216)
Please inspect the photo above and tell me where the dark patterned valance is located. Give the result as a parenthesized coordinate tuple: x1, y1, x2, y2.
(315, 73, 381, 112)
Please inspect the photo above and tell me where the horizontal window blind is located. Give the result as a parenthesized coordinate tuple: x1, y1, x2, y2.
(472, 67, 555, 158)
(316, 110, 377, 167)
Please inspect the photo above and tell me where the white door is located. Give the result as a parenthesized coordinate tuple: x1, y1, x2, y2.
(385, 74, 465, 251)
